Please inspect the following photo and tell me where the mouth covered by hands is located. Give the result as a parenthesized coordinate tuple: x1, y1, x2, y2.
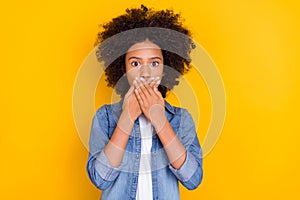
(133, 77, 167, 132)
(118, 76, 187, 169)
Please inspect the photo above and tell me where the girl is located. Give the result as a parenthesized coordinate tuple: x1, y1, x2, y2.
(87, 5, 203, 200)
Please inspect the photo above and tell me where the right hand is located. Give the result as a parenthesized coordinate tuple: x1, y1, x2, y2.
(122, 85, 142, 122)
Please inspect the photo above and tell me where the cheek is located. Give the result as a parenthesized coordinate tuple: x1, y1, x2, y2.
(126, 68, 139, 85)
(152, 67, 164, 78)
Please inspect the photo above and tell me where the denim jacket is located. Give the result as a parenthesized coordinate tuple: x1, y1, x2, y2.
(87, 100, 203, 200)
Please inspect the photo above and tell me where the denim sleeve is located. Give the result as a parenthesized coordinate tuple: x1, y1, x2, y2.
(168, 109, 203, 190)
(86, 106, 122, 190)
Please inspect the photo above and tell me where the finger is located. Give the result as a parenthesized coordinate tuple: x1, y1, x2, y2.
(123, 84, 136, 110)
(143, 81, 153, 96)
(148, 77, 157, 87)
(153, 78, 161, 90)
(154, 87, 163, 99)
(126, 84, 135, 96)
(134, 77, 143, 88)
(147, 83, 157, 96)
(141, 77, 155, 96)
(133, 79, 144, 100)
(146, 77, 160, 96)
(133, 79, 145, 93)
(136, 77, 151, 97)
(133, 79, 138, 89)
(134, 87, 144, 105)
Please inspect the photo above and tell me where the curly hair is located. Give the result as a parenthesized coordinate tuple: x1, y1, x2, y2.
(95, 5, 195, 98)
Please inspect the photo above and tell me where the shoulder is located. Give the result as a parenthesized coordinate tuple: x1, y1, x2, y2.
(94, 100, 123, 126)
(95, 100, 122, 115)
(94, 104, 109, 120)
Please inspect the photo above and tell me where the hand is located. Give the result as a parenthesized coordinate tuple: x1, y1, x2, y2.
(133, 77, 167, 132)
(122, 85, 142, 123)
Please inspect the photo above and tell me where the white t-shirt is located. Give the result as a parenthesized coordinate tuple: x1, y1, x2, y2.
(136, 115, 153, 200)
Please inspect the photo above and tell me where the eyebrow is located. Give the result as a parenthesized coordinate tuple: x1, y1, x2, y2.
(127, 56, 162, 60)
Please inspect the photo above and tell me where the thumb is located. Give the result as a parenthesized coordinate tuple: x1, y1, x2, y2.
(153, 79, 161, 90)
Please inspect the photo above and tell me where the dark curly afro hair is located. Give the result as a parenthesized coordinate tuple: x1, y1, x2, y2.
(95, 4, 195, 98)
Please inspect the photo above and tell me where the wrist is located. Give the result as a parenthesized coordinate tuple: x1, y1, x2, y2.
(152, 115, 167, 133)
(122, 107, 140, 122)
(117, 111, 135, 135)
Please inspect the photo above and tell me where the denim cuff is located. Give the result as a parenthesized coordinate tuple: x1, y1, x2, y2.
(94, 151, 121, 182)
(168, 151, 198, 182)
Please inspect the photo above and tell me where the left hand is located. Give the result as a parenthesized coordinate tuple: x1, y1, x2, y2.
(133, 77, 166, 131)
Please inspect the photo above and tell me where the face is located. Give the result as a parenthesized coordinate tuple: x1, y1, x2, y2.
(125, 39, 164, 86)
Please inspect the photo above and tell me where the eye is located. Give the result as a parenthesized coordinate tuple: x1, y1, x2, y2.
(151, 61, 160, 67)
(131, 61, 140, 67)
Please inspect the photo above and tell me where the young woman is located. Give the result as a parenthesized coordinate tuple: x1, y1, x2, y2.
(87, 5, 203, 200)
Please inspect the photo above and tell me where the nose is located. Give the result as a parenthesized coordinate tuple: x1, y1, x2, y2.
(139, 65, 151, 79)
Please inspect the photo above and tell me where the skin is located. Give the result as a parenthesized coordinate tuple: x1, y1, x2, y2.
(103, 40, 187, 170)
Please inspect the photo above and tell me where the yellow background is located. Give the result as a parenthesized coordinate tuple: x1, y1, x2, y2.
(1, 0, 299, 199)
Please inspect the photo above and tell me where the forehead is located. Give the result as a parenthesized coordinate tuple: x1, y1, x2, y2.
(127, 40, 161, 53)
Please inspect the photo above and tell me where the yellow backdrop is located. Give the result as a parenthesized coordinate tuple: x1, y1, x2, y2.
(1, 0, 299, 199)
